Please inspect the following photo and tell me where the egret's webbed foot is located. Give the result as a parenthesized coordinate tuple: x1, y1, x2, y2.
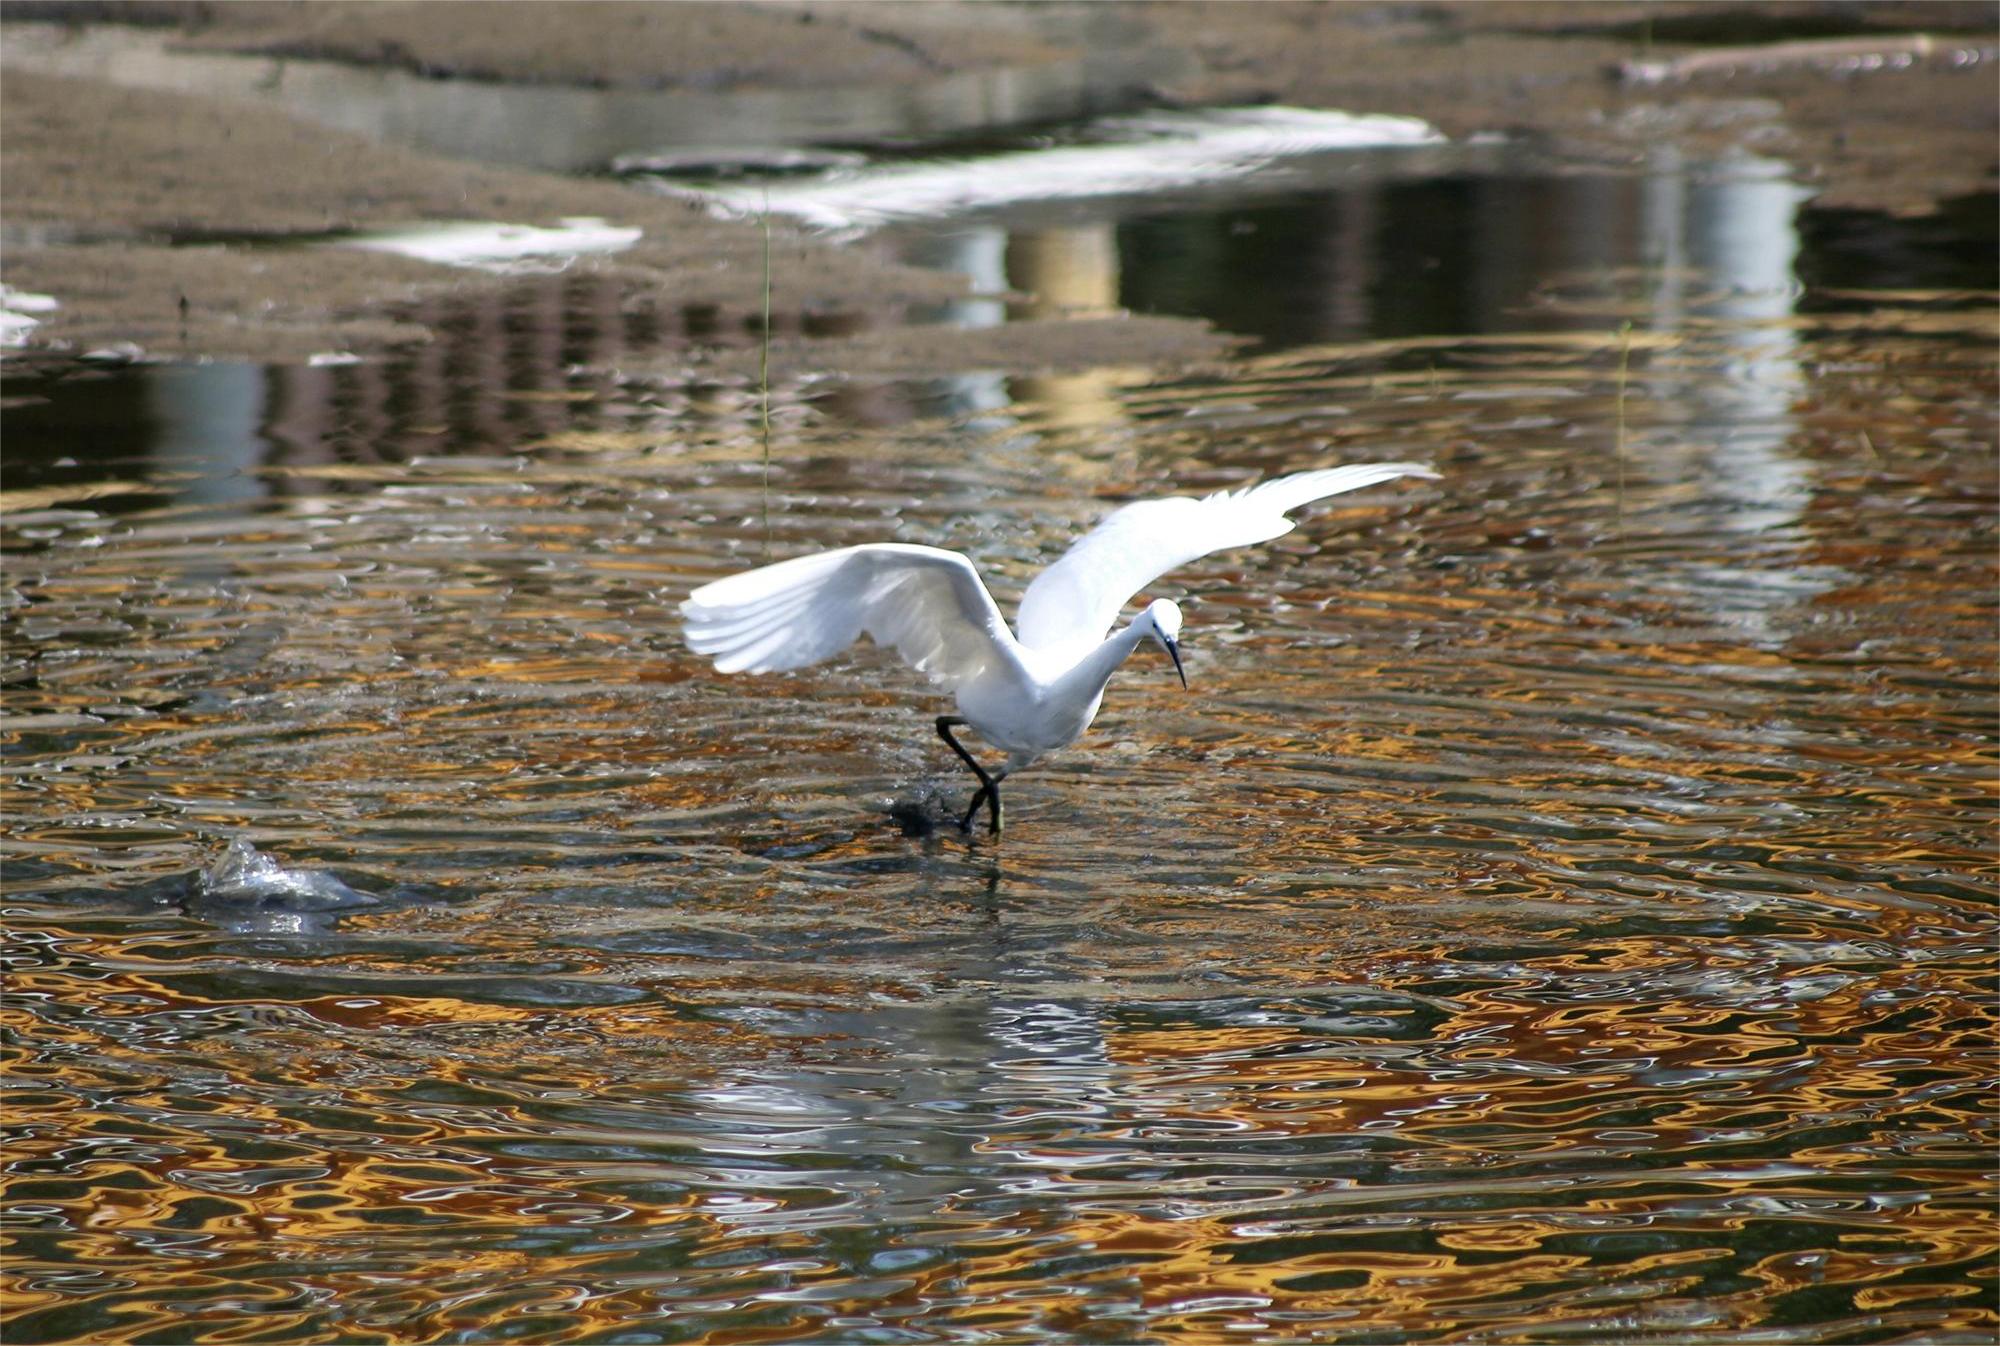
(936, 717, 1006, 836)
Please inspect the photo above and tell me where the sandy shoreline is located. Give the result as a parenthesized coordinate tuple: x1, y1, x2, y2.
(2, 1, 1991, 374)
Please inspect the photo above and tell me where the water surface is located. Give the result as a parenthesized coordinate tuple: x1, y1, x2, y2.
(3, 143, 1996, 1344)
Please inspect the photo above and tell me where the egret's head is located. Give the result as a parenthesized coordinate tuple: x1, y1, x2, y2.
(1144, 599, 1187, 690)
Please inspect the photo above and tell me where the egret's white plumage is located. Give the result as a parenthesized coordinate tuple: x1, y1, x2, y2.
(682, 463, 1436, 832)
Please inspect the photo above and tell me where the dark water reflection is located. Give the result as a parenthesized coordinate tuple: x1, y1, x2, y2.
(3, 157, 1996, 1344)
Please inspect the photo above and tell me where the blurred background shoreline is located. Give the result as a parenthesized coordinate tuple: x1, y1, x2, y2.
(3, 1, 1993, 370)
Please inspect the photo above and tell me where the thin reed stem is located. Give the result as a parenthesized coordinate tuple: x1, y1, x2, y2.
(760, 189, 774, 559)
(1615, 321, 1631, 534)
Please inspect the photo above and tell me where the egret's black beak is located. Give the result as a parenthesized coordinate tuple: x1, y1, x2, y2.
(1164, 637, 1187, 690)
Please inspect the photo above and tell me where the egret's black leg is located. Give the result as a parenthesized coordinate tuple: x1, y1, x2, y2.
(958, 785, 988, 833)
(955, 771, 1007, 834)
(936, 717, 1005, 835)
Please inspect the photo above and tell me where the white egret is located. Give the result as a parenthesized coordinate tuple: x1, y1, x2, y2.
(682, 463, 1436, 833)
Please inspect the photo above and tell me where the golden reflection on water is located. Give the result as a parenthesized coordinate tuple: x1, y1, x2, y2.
(3, 286, 1996, 1343)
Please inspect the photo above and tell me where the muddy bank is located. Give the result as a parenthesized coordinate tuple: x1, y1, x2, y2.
(0, 64, 924, 358)
(168, 1, 1074, 92)
(727, 314, 1242, 383)
(1138, 1, 1997, 214)
(38, 0, 1991, 211)
(1, 66, 1233, 371)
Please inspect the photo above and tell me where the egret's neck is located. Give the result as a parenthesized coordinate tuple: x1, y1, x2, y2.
(1054, 619, 1152, 703)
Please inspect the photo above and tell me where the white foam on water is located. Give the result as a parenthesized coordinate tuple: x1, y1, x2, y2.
(1, 284, 59, 348)
(666, 106, 1446, 232)
(340, 217, 642, 272)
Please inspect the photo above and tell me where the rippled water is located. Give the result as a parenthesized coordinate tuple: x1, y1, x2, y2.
(4, 155, 1997, 1343)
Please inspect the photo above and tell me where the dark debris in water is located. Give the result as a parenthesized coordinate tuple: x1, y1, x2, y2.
(884, 784, 973, 839)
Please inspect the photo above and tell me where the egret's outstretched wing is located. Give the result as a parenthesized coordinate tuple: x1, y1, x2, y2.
(1015, 463, 1437, 652)
(682, 543, 1015, 685)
